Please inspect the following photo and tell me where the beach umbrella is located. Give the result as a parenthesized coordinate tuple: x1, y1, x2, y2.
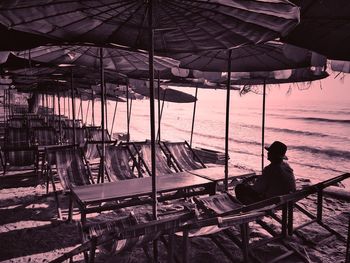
(167, 41, 313, 72)
(281, 0, 350, 61)
(0, 0, 300, 223)
(15, 46, 180, 75)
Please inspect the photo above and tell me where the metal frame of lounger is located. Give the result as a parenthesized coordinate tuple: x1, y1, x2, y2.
(280, 172, 350, 243)
(128, 140, 179, 176)
(49, 210, 196, 263)
(45, 145, 94, 219)
(162, 140, 206, 172)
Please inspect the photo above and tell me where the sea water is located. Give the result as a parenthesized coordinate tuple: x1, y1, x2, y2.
(73, 83, 350, 188)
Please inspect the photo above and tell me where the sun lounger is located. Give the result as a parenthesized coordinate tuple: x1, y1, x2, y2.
(104, 144, 141, 182)
(50, 209, 196, 263)
(191, 193, 309, 263)
(63, 127, 86, 145)
(85, 126, 111, 141)
(45, 145, 94, 218)
(32, 127, 59, 146)
(2, 145, 38, 176)
(5, 127, 30, 147)
(130, 141, 178, 176)
(280, 172, 350, 243)
(162, 141, 206, 171)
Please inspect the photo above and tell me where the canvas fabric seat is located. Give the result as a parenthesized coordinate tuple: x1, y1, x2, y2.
(162, 141, 205, 171)
(104, 144, 139, 182)
(63, 127, 86, 145)
(5, 127, 30, 147)
(32, 127, 59, 146)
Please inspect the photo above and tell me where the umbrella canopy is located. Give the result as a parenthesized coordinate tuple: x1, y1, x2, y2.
(167, 41, 313, 72)
(132, 84, 197, 103)
(281, 0, 350, 61)
(15, 46, 180, 73)
(0, 0, 299, 53)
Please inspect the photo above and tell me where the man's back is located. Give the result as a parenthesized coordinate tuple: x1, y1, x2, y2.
(253, 161, 296, 198)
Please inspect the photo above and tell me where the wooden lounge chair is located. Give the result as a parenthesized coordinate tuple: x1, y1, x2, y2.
(2, 145, 38, 176)
(46, 145, 94, 219)
(5, 127, 30, 147)
(50, 209, 196, 263)
(63, 127, 87, 145)
(130, 141, 178, 176)
(191, 193, 309, 263)
(162, 141, 206, 171)
(280, 172, 350, 243)
(27, 118, 45, 128)
(103, 144, 142, 182)
(85, 126, 111, 141)
(32, 127, 59, 146)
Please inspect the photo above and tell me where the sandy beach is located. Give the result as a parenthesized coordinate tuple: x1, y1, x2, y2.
(1, 173, 349, 263)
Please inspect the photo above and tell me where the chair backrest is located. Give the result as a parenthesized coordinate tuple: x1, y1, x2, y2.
(137, 142, 174, 175)
(104, 145, 138, 181)
(4, 146, 37, 166)
(55, 146, 91, 190)
(63, 127, 86, 144)
(5, 127, 30, 147)
(163, 141, 205, 171)
(7, 118, 25, 128)
(27, 118, 45, 128)
(87, 127, 111, 141)
(32, 127, 59, 146)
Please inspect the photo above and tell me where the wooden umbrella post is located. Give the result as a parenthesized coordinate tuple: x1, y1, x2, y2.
(261, 80, 266, 172)
(99, 47, 106, 183)
(190, 86, 198, 147)
(58, 91, 62, 144)
(70, 68, 76, 145)
(224, 49, 233, 192)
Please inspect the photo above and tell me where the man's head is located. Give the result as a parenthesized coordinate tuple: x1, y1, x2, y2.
(265, 141, 288, 162)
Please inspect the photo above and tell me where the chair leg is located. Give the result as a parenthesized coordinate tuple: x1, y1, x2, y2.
(288, 202, 294, 236)
(167, 234, 175, 263)
(88, 236, 97, 263)
(153, 239, 159, 263)
(68, 194, 73, 222)
(240, 223, 250, 263)
(182, 230, 190, 263)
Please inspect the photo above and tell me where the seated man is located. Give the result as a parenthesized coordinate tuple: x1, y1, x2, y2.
(235, 141, 296, 204)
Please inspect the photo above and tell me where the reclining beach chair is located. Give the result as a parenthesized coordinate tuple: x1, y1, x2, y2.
(2, 145, 38, 176)
(27, 118, 45, 128)
(49, 209, 195, 263)
(32, 127, 59, 146)
(7, 117, 25, 128)
(86, 126, 111, 141)
(63, 127, 87, 145)
(280, 172, 350, 243)
(5, 127, 30, 148)
(130, 141, 178, 176)
(162, 141, 206, 171)
(190, 193, 309, 263)
(103, 144, 142, 182)
(46, 145, 94, 218)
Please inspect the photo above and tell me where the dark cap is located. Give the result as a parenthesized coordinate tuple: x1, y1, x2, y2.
(265, 141, 288, 160)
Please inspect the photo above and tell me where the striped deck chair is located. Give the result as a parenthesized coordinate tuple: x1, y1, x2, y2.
(132, 142, 176, 176)
(63, 127, 86, 145)
(50, 210, 195, 263)
(162, 141, 206, 171)
(2, 145, 38, 175)
(27, 118, 45, 128)
(86, 126, 111, 141)
(188, 194, 310, 263)
(7, 118, 25, 128)
(5, 127, 30, 147)
(104, 144, 141, 182)
(48, 145, 93, 218)
(32, 127, 59, 146)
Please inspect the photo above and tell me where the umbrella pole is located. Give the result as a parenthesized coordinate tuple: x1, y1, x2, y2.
(78, 95, 83, 124)
(261, 80, 266, 172)
(149, 1, 158, 260)
(127, 97, 133, 141)
(85, 100, 90, 126)
(46, 92, 49, 124)
(105, 97, 108, 135)
(157, 71, 161, 142)
(110, 98, 118, 140)
(156, 89, 166, 141)
(92, 89, 95, 126)
(190, 86, 199, 147)
(224, 49, 233, 192)
(126, 84, 130, 142)
(70, 69, 76, 145)
(99, 47, 106, 183)
(58, 92, 62, 144)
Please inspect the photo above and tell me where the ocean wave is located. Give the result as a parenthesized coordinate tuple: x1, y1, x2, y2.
(292, 117, 350, 124)
(290, 145, 350, 159)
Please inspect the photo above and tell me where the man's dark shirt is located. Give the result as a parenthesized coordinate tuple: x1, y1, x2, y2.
(252, 161, 296, 198)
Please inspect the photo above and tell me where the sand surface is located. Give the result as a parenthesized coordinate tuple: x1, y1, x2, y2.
(0, 175, 350, 263)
